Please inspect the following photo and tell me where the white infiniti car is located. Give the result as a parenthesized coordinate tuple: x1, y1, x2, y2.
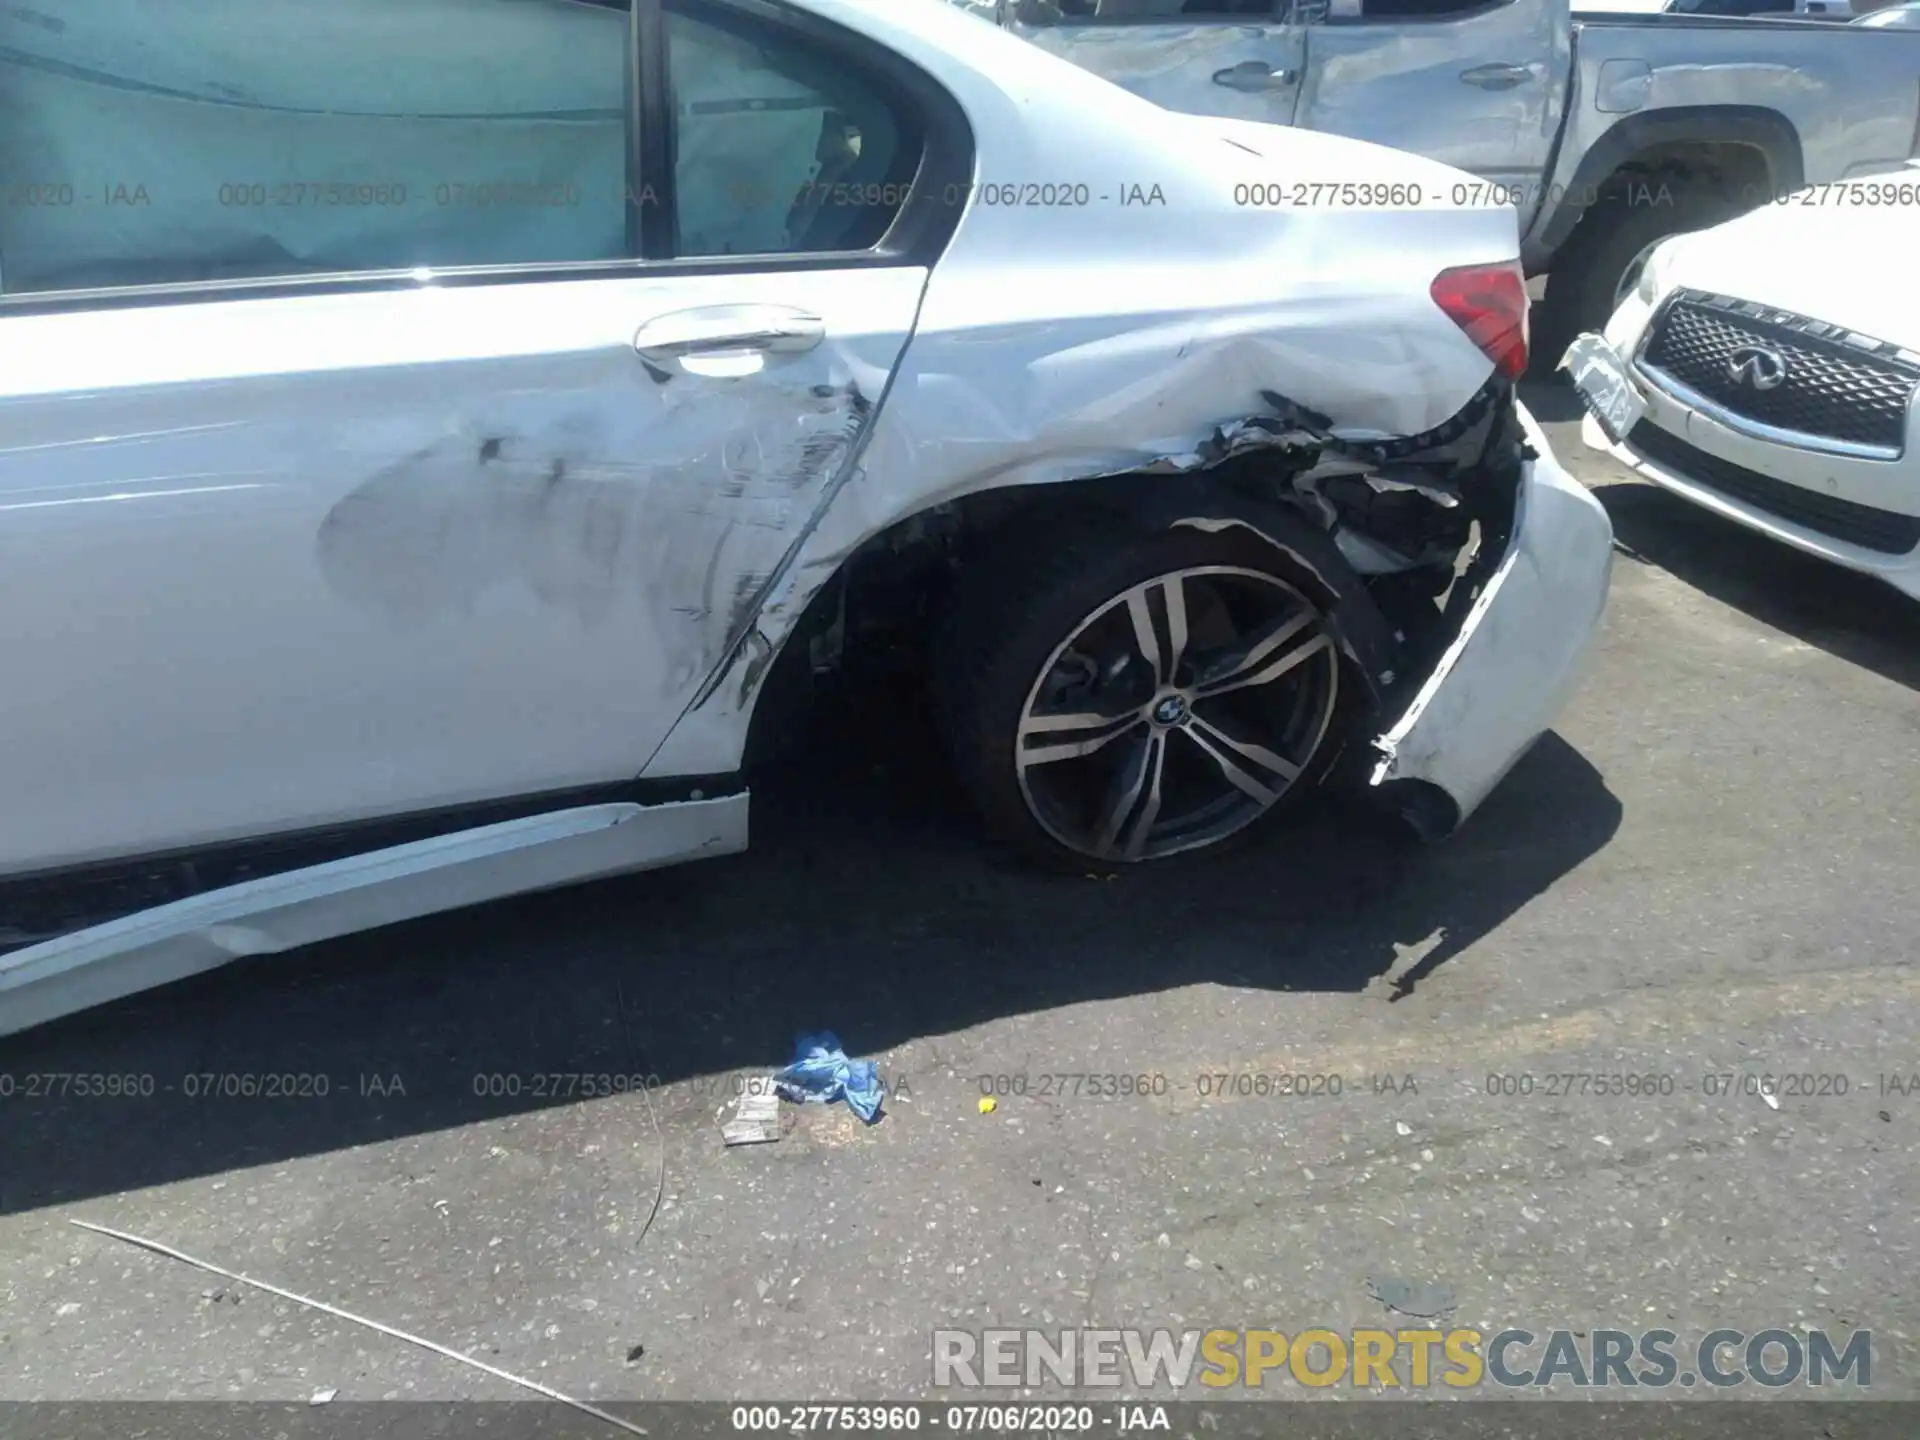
(1569, 166, 1920, 597)
(0, 0, 1612, 1035)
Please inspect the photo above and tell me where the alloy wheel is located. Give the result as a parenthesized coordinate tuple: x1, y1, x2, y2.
(1012, 566, 1340, 863)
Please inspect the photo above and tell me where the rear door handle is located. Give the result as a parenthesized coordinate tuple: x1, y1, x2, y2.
(1212, 60, 1298, 92)
(1459, 62, 1538, 90)
(633, 304, 826, 364)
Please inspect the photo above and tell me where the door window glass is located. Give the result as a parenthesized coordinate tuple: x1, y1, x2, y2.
(0, 0, 630, 294)
(665, 2, 922, 256)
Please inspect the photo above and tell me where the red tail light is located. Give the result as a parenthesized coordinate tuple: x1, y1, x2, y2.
(1430, 262, 1529, 380)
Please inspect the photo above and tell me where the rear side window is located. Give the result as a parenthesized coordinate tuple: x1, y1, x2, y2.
(664, 0, 924, 257)
(0, 0, 631, 294)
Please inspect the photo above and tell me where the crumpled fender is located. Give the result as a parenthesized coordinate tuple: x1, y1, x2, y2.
(648, 377, 1524, 782)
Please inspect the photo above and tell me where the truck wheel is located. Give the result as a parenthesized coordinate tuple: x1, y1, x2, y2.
(934, 517, 1356, 871)
(1533, 184, 1742, 375)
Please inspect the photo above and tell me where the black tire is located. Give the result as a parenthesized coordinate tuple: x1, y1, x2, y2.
(933, 512, 1363, 872)
(1532, 183, 1744, 377)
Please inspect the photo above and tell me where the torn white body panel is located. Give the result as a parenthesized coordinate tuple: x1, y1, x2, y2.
(644, 4, 1522, 775)
(0, 797, 747, 1039)
(1369, 404, 1614, 825)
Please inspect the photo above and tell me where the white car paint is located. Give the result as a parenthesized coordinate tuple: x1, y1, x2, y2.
(0, 0, 1613, 1035)
(1572, 164, 1920, 598)
(1855, 1, 1920, 25)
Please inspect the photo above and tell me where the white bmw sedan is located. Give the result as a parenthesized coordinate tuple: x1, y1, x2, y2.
(0, 0, 1611, 1035)
(1569, 166, 1920, 598)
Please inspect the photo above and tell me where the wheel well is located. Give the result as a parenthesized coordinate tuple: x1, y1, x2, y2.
(740, 371, 1531, 769)
(740, 446, 1470, 774)
(741, 448, 1378, 767)
(1538, 106, 1805, 260)
(1530, 132, 1786, 362)
(1596, 138, 1775, 205)
(742, 479, 1185, 770)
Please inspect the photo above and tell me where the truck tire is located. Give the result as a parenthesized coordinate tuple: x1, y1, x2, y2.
(933, 514, 1359, 871)
(1533, 184, 1744, 377)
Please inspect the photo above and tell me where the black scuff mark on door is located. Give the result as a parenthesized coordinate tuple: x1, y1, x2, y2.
(735, 629, 776, 707)
(685, 519, 736, 626)
(723, 568, 765, 646)
(779, 403, 866, 493)
(724, 380, 869, 618)
(742, 381, 870, 530)
(688, 378, 877, 714)
(313, 373, 876, 706)
(315, 428, 644, 629)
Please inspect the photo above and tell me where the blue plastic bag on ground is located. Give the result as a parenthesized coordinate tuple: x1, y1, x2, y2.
(774, 1031, 884, 1123)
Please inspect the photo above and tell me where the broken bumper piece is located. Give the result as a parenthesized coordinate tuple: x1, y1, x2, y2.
(1369, 402, 1612, 833)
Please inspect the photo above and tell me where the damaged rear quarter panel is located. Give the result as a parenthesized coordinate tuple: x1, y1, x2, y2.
(642, 14, 1521, 775)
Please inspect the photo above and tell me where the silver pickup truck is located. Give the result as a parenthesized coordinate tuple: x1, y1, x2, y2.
(953, 0, 1920, 361)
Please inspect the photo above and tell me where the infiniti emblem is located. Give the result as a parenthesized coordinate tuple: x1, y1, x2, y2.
(1726, 344, 1788, 391)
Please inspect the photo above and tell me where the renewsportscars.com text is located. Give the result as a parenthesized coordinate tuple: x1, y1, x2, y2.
(932, 1326, 1871, 1389)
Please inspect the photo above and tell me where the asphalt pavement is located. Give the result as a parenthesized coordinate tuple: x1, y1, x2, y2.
(2, 381, 1917, 1410)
